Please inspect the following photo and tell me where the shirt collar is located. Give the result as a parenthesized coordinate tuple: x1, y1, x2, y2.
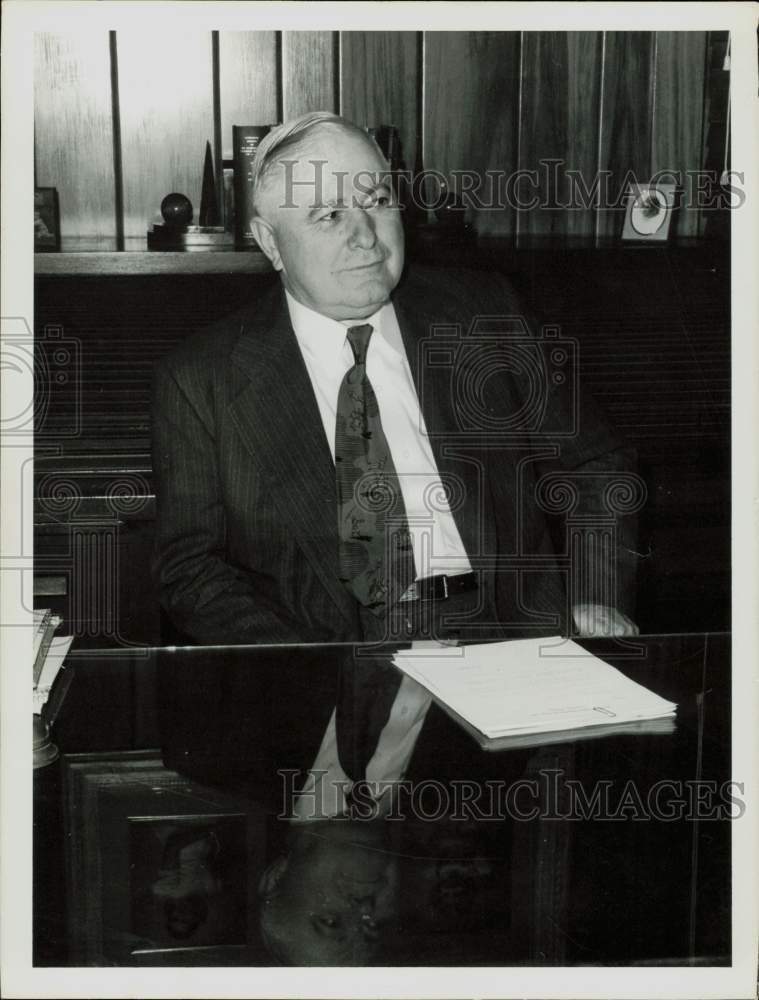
(285, 290, 404, 369)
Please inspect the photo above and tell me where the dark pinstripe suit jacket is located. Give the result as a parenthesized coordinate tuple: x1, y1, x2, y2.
(151, 265, 638, 645)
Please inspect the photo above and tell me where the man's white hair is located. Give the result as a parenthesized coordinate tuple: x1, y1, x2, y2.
(250, 111, 385, 216)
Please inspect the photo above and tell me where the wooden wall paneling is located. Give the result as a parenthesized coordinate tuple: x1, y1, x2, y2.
(424, 32, 520, 236)
(700, 32, 731, 239)
(517, 32, 603, 240)
(651, 32, 708, 239)
(596, 31, 656, 240)
(116, 30, 215, 241)
(218, 31, 279, 157)
(340, 31, 419, 171)
(281, 31, 336, 120)
(34, 32, 117, 246)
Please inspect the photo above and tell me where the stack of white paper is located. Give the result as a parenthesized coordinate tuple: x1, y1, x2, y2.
(32, 610, 73, 715)
(33, 609, 61, 685)
(392, 637, 676, 744)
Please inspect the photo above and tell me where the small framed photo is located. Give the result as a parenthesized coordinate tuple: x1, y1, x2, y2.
(61, 751, 272, 965)
(621, 183, 677, 242)
(34, 186, 60, 251)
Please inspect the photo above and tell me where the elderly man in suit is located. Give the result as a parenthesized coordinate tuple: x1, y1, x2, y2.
(151, 111, 639, 650)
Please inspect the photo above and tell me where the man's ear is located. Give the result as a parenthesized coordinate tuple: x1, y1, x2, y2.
(251, 216, 282, 271)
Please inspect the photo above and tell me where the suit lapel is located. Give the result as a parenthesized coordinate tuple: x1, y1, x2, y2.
(228, 286, 355, 625)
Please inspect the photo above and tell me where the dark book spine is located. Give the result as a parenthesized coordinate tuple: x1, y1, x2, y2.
(232, 125, 271, 247)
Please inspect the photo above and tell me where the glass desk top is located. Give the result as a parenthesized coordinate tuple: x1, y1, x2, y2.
(40, 633, 731, 967)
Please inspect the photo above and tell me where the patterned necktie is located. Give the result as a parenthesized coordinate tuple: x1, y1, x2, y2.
(334, 324, 415, 614)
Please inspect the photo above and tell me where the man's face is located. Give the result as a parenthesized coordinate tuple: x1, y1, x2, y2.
(259, 821, 398, 965)
(253, 127, 405, 321)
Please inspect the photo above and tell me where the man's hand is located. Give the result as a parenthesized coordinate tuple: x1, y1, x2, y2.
(571, 603, 640, 637)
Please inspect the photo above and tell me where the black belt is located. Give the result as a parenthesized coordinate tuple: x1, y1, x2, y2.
(399, 572, 478, 603)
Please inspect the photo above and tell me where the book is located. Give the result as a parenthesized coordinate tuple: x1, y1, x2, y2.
(232, 125, 272, 247)
(392, 637, 677, 752)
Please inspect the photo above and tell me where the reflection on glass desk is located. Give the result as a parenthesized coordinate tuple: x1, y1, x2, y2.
(36, 633, 731, 967)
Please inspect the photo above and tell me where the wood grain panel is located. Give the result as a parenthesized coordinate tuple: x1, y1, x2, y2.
(117, 30, 215, 240)
(651, 32, 708, 238)
(281, 31, 336, 119)
(34, 32, 116, 244)
(340, 32, 419, 169)
(218, 31, 278, 157)
(596, 32, 656, 239)
(424, 32, 520, 237)
(518, 32, 602, 240)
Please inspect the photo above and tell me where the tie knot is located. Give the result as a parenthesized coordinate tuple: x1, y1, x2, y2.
(346, 324, 373, 366)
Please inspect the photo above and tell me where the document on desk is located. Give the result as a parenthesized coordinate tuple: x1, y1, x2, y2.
(392, 637, 676, 747)
(33, 634, 74, 715)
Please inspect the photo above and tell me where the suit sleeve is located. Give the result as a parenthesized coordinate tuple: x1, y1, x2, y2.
(483, 271, 641, 618)
(151, 357, 325, 645)
(540, 401, 641, 620)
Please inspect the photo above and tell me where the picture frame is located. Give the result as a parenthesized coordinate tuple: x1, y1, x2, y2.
(60, 750, 273, 965)
(34, 186, 60, 251)
(621, 182, 677, 242)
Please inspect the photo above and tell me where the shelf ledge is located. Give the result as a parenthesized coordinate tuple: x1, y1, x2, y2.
(35, 251, 274, 277)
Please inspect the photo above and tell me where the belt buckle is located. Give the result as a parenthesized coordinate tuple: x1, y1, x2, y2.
(400, 575, 451, 603)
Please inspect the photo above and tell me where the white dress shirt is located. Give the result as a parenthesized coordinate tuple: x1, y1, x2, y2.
(286, 291, 472, 581)
(291, 677, 434, 821)
(285, 291, 474, 816)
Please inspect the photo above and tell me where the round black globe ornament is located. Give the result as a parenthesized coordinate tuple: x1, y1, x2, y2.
(160, 192, 194, 228)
